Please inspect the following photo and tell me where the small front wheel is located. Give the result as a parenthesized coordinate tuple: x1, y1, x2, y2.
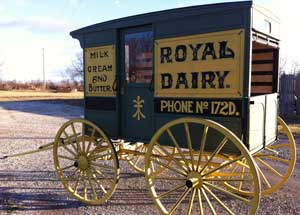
(53, 119, 119, 205)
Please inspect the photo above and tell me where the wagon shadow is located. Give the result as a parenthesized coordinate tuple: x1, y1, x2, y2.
(0, 169, 165, 211)
(0, 100, 83, 119)
(0, 170, 83, 211)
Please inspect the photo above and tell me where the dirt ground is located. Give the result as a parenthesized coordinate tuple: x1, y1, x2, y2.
(0, 98, 298, 215)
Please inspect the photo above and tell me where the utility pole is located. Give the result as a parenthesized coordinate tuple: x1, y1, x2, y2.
(42, 48, 46, 90)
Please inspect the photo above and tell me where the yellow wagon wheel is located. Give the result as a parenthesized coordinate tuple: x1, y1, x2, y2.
(225, 116, 296, 196)
(126, 143, 148, 173)
(145, 117, 260, 215)
(53, 119, 120, 205)
(127, 143, 176, 174)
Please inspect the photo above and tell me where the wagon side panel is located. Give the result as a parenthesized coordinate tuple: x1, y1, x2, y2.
(83, 29, 119, 137)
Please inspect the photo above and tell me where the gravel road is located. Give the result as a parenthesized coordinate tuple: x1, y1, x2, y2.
(0, 100, 299, 215)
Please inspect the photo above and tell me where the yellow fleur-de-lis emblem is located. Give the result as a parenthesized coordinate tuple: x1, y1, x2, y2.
(132, 96, 146, 120)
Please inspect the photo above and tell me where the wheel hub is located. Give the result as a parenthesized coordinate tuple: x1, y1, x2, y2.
(74, 155, 89, 170)
(186, 172, 203, 188)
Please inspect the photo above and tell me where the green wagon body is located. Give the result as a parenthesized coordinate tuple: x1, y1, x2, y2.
(71, 1, 280, 154)
(4, 3, 296, 214)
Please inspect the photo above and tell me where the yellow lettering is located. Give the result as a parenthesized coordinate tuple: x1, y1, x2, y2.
(160, 100, 168, 112)
(228, 102, 236, 115)
(187, 101, 193, 113)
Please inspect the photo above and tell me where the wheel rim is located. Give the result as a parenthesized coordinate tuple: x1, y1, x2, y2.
(145, 117, 260, 215)
(53, 119, 119, 205)
(225, 117, 296, 196)
(126, 143, 148, 173)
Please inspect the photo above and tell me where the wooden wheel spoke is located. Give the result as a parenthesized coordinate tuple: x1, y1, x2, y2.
(204, 178, 252, 182)
(75, 139, 82, 153)
(71, 123, 77, 135)
(258, 155, 290, 164)
(197, 125, 209, 172)
(203, 185, 235, 215)
(87, 171, 98, 200)
(256, 164, 271, 188)
(256, 157, 283, 177)
(91, 167, 114, 185)
(204, 182, 251, 203)
(150, 160, 155, 172)
(134, 153, 143, 166)
(150, 157, 187, 177)
(184, 123, 195, 171)
(201, 188, 217, 215)
(202, 155, 244, 177)
(67, 169, 79, 183)
(200, 137, 228, 174)
(81, 123, 86, 152)
(85, 128, 96, 153)
(152, 176, 186, 181)
(58, 155, 76, 161)
(60, 144, 77, 157)
(88, 152, 112, 161)
(91, 171, 107, 194)
(166, 128, 190, 170)
(188, 188, 196, 214)
(62, 132, 78, 153)
(155, 143, 188, 172)
(74, 171, 82, 194)
(83, 173, 87, 199)
(197, 189, 204, 215)
(238, 166, 246, 190)
(169, 188, 190, 214)
(88, 142, 107, 156)
(69, 141, 79, 154)
(61, 164, 74, 171)
(268, 143, 289, 149)
(156, 184, 186, 200)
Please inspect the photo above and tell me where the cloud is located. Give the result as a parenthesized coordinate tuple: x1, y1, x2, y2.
(68, 0, 81, 8)
(14, 0, 27, 7)
(114, 0, 121, 7)
(0, 17, 74, 34)
(0, 3, 5, 12)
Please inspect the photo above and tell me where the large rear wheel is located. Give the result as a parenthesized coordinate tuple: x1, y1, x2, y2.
(225, 117, 296, 196)
(145, 117, 260, 215)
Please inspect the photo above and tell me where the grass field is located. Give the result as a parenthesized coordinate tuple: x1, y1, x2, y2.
(0, 90, 83, 101)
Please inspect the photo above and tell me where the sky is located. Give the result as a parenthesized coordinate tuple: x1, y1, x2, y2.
(0, 0, 298, 81)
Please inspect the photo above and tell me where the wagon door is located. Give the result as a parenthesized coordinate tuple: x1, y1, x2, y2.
(120, 28, 154, 141)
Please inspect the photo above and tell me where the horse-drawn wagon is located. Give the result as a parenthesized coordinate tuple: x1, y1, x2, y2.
(3, 1, 296, 214)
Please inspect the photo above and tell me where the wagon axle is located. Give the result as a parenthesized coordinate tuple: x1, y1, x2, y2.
(186, 172, 203, 188)
(74, 155, 89, 170)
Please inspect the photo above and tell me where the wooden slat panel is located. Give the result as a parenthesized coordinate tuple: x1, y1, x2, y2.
(252, 52, 273, 61)
(251, 75, 273, 82)
(251, 86, 272, 94)
(136, 62, 152, 68)
(252, 63, 273, 71)
(136, 52, 153, 68)
(136, 52, 152, 60)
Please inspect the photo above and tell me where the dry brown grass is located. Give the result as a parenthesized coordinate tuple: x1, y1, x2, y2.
(0, 90, 83, 101)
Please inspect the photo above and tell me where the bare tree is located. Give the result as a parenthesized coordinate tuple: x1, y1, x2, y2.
(64, 52, 83, 84)
(291, 61, 300, 75)
(279, 56, 287, 76)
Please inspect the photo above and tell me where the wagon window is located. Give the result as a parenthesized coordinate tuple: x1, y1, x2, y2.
(125, 31, 153, 84)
